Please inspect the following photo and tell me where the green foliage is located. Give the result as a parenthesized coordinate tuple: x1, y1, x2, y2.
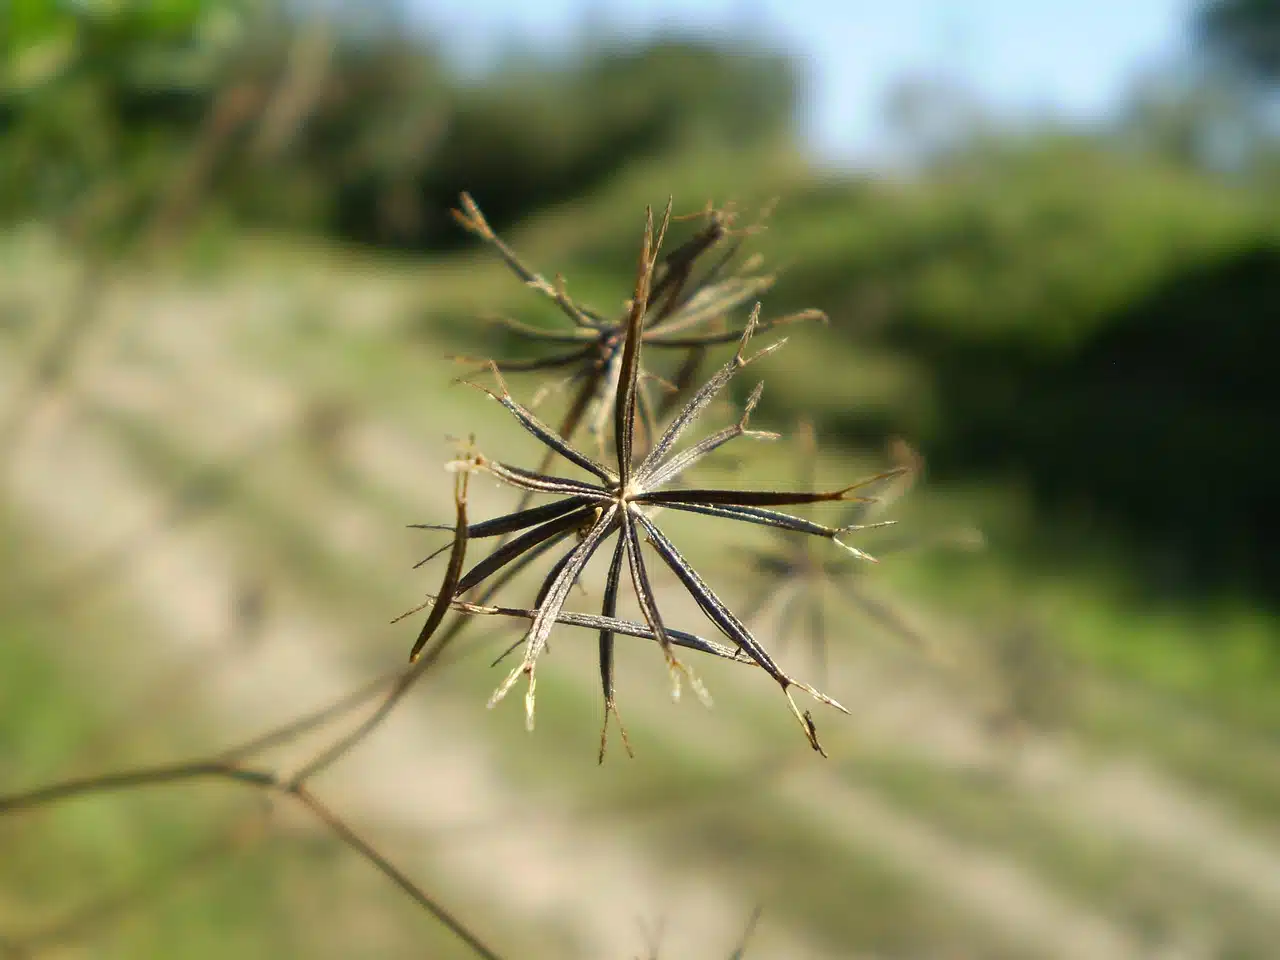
(1197, 0, 1280, 86)
(771, 143, 1279, 597)
(1, 2, 797, 249)
(396, 37, 796, 248)
(1, 0, 258, 249)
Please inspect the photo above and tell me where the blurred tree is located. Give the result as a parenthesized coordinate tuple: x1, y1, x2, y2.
(1118, 65, 1260, 172)
(2, 4, 801, 250)
(1197, 0, 1280, 87)
(743, 137, 1280, 599)
(0, 0, 262, 246)
(360, 33, 800, 248)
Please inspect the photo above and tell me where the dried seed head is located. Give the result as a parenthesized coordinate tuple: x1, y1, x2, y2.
(414, 197, 914, 755)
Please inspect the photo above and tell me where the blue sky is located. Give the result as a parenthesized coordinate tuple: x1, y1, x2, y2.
(411, 0, 1196, 165)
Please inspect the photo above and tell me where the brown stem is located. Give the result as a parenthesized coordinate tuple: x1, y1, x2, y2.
(0, 759, 504, 959)
(292, 786, 503, 960)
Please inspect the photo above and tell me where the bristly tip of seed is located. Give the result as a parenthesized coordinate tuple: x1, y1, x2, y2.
(487, 659, 525, 711)
(689, 672, 715, 710)
(833, 537, 879, 563)
(733, 305, 762, 363)
(746, 336, 788, 367)
(797, 680, 850, 716)
(784, 687, 831, 756)
(804, 711, 828, 758)
(839, 519, 898, 535)
(444, 457, 480, 474)
(524, 677, 537, 732)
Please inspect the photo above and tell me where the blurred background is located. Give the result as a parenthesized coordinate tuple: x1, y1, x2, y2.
(2, 0, 1278, 957)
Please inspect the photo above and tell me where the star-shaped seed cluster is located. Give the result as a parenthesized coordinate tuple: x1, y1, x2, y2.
(410, 200, 907, 759)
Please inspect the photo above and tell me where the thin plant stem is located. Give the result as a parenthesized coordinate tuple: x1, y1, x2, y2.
(0, 759, 503, 959)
